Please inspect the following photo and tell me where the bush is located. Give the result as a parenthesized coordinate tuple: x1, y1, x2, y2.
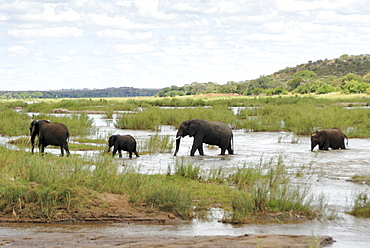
(342, 81, 370, 94)
(315, 84, 336, 94)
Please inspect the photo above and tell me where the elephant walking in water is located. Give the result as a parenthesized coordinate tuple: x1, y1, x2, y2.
(174, 119, 234, 156)
(108, 134, 139, 158)
(311, 127, 348, 151)
(30, 120, 70, 156)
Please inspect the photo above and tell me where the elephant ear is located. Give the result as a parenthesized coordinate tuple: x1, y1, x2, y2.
(189, 121, 201, 137)
(318, 130, 327, 142)
(31, 120, 41, 135)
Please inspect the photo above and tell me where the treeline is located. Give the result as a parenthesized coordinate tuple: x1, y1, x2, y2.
(0, 87, 160, 99)
(157, 54, 370, 97)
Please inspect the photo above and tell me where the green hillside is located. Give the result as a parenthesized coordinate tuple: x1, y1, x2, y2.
(270, 54, 370, 81)
(157, 54, 370, 97)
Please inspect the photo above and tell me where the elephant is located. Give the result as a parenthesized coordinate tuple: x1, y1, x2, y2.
(174, 119, 234, 156)
(108, 134, 139, 158)
(311, 127, 348, 151)
(29, 120, 70, 156)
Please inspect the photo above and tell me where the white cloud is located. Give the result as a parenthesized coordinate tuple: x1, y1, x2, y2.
(58, 56, 72, 62)
(0, 0, 370, 91)
(96, 29, 152, 40)
(115, 44, 154, 54)
(8, 26, 83, 38)
(8, 46, 29, 54)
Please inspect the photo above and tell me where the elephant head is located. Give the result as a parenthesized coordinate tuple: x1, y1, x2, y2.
(174, 120, 201, 156)
(311, 130, 326, 151)
(108, 135, 118, 152)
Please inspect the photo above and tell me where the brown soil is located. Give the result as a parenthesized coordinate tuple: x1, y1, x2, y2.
(0, 192, 174, 224)
(0, 233, 334, 247)
(0, 193, 334, 247)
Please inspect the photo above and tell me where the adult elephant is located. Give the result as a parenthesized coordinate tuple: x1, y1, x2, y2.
(108, 134, 139, 158)
(174, 119, 234, 156)
(311, 127, 348, 151)
(29, 120, 70, 156)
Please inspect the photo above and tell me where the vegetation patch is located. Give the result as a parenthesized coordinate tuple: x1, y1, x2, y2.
(347, 192, 370, 217)
(0, 146, 328, 223)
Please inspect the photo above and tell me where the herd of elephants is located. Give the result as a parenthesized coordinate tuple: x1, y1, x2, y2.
(29, 118, 348, 158)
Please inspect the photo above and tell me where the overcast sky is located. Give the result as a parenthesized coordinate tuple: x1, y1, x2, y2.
(1, 0, 369, 91)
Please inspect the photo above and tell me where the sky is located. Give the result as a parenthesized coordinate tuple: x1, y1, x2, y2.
(0, 0, 369, 91)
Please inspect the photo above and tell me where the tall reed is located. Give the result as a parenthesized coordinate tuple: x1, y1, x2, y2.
(0, 109, 30, 136)
(115, 106, 235, 130)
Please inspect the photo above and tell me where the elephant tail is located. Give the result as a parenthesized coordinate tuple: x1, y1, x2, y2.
(231, 134, 234, 154)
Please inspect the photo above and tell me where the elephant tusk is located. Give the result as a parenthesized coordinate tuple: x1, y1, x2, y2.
(175, 136, 181, 140)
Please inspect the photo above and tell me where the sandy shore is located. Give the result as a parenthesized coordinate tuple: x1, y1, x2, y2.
(1, 232, 334, 247)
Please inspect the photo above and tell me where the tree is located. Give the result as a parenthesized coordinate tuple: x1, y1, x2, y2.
(363, 72, 370, 83)
(19, 92, 31, 99)
(316, 84, 336, 94)
(342, 81, 369, 94)
(292, 70, 317, 80)
(31, 92, 43, 98)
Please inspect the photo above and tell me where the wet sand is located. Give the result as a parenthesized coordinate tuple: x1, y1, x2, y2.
(1, 232, 334, 247)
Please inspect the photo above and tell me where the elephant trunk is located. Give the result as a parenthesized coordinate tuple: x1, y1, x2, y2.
(311, 140, 317, 151)
(174, 129, 183, 156)
(174, 136, 181, 156)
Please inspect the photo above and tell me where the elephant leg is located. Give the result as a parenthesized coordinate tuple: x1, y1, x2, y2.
(112, 148, 118, 157)
(40, 145, 45, 155)
(60, 146, 64, 157)
(134, 151, 139, 157)
(118, 150, 122, 158)
(190, 146, 197, 156)
(129, 152, 133, 158)
(198, 145, 204, 155)
(64, 145, 71, 157)
(227, 144, 234, 155)
(191, 138, 203, 156)
(220, 147, 226, 155)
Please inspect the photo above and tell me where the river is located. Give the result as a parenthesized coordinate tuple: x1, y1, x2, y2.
(1, 113, 370, 247)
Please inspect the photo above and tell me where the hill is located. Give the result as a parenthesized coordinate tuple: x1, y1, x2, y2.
(157, 54, 370, 97)
(270, 54, 370, 81)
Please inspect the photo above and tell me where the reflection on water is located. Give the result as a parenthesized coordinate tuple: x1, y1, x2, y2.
(1, 113, 370, 247)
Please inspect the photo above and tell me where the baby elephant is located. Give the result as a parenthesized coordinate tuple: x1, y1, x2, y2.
(108, 134, 139, 158)
(311, 127, 348, 151)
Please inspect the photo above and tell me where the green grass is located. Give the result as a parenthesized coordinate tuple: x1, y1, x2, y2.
(141, 134, 173, 154)
(348, 192, 370, 217)
(115, 106, 236, 130)
(30, 113, 95, 137)
(235, 96, 370, 137)
(0, 110, 30, 136)
(0, 145, 328, 222)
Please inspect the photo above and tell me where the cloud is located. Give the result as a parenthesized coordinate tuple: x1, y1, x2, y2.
(96, 29, 152, 40)
(115, 43, 154, 54)
(8, 26, 83, 38)
(0, 0, 370, 91)
(8, 46, 29, 54)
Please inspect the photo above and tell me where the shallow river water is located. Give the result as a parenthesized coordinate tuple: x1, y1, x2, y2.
(1, 113, 370, 247)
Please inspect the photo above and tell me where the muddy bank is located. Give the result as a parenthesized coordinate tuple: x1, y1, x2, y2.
(0, 193, 178, 224)
(1, 233, 334, 247)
